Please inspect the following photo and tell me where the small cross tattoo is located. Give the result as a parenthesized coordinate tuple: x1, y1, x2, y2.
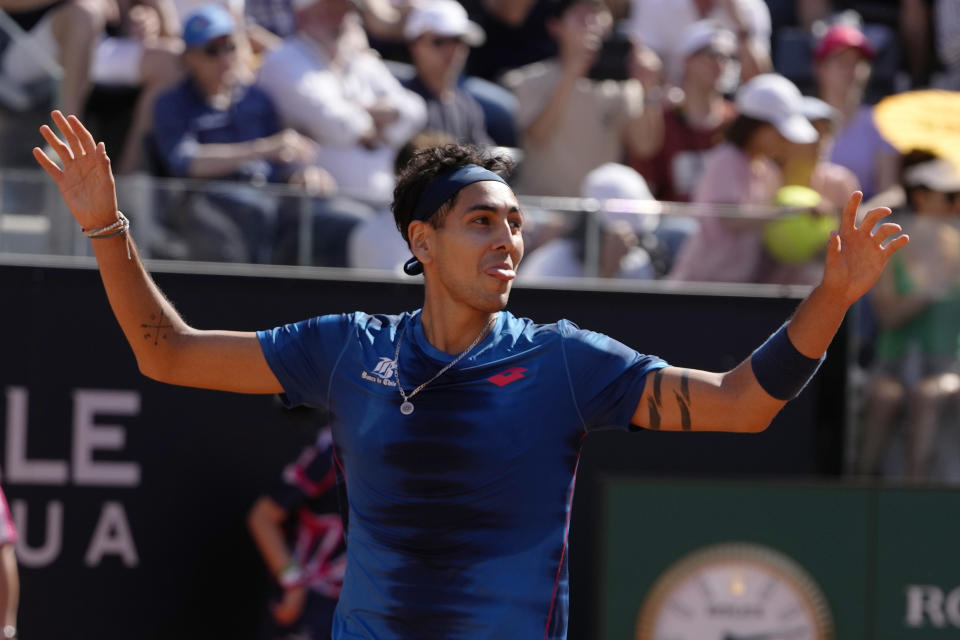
(141, 311, 172, 346)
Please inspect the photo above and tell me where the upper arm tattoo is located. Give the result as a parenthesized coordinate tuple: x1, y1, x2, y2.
(141, 310, 172, 346)
(674, 369, 692, 430)
(647, 369, 664, 429)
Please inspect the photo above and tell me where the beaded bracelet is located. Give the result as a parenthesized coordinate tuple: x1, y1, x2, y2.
(82, 211, 132, 259)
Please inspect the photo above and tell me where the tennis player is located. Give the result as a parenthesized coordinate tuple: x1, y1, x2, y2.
(35, 110, 907, 639)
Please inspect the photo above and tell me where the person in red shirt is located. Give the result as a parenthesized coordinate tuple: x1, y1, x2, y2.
(630, 20, 738, 202)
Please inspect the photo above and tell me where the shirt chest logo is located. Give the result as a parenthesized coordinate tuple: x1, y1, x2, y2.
(361, 357, 398, 387)
(488, 366, 528, 387)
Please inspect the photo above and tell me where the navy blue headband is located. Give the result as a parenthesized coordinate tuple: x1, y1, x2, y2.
(403, 164, 508, 276)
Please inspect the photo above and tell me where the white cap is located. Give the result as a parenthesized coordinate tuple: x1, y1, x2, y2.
(581, 163, 658, 233)
(581, 162, 653, 201)
(404, 0, 485, 46)
(904, 159, 960, 192)
(735, 73, 818, 144)
(678, 20, 737, 60)
(801, 96, 840, 124)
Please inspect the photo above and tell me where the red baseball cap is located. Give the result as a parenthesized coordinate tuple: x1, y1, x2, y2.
(813, 24, 876, 61)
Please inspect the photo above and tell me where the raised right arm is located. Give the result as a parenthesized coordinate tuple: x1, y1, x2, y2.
(34, 111, 283, 394)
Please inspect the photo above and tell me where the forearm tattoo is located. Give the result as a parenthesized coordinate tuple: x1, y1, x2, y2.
(140, 310, 172, 346)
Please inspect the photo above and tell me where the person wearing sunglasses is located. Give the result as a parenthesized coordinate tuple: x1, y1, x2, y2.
(149, 4, 341, 262)
(401, 0, 493, 146)
(152, 5, 322, 185)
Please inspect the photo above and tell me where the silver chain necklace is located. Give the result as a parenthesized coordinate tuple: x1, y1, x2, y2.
(393, 313, 496, 416)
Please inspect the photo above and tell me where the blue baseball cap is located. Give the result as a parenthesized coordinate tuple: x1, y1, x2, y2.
(183, 4, 235, 48)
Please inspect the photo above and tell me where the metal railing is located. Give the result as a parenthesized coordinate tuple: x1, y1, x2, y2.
(0, 168, 830, 289)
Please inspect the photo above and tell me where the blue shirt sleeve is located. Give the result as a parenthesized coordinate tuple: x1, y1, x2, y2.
(257, 313, 355, 408)
(152, 87, 197, 177)
(242, 86, 286, 183)
(558, 320, 667, 432)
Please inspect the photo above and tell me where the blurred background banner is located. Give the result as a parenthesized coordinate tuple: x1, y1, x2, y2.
(598, 479, 960, 640)
(0, 260, 843, 639)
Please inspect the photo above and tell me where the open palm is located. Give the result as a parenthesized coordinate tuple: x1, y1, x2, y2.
(33, 110, 119, 230)
(822, 191, 910, 306)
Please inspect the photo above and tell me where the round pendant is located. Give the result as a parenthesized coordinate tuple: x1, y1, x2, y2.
(400, 401, 414, 415)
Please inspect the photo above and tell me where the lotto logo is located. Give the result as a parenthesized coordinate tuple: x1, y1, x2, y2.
(488, 367, 528, 387)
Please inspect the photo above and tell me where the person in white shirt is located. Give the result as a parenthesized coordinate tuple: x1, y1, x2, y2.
(521, 162, 657, 280)
(255, 0, 426, 205)
(628, 0, 772, 84)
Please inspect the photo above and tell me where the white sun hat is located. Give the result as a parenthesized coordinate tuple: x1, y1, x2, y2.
(735, 73, 818, 144)
(904, 158, 960, 193)
(404, 0, 485, 46)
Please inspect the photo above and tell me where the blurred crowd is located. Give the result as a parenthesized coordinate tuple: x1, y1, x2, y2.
(3, 0, 960, 482)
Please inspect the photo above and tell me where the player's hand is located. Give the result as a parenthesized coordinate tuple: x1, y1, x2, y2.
(33, 110, 120, 230)
(821, 191, 909, 306)
(271, 585, 307, 625)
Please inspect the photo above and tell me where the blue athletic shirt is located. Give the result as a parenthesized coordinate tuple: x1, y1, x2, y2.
(257, 310, 667, 640)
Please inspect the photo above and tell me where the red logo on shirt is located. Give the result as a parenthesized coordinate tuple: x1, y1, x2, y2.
(488, 367, 528, 387)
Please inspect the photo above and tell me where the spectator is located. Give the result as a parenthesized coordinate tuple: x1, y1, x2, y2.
(521, 162, 657, 279)
(461, 0, 556, 81)
(767, 92, 863, 286)
(244, 0, 297, 39)
(256, 0, 427, 205)
(782, 96, 859, 213)
(174, 0, 282, 59)
(813, 22, 899, 200)
(248, 428, 346, 640)
(858, 157, 960, 481)
(762, 95, 860, 283)
(628, 0, 772, 84)
(0, 486, 17, 640)
(348, 131, 455, 273)
(629, 20, 738, 202)
(504, 0, 652, 197)
(0, 0, 112, 117)
(401, 0, 493, 146)
(934, 0, 960, 90)
(150, 4, 338, 262)
(90, 0, 185, 174)
(799, 0, 932, 88)
(669, 73, 817, 283)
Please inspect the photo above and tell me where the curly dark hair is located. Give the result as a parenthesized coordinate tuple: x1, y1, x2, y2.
(391, 144, 514, 244)
(724, 114, 772, 150)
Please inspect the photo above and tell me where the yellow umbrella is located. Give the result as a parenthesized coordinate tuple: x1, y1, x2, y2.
(874, 90, 960, 167)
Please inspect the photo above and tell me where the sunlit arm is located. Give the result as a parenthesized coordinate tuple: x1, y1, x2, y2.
(33, 111, 283, 395)
(633, 192, 910, 433)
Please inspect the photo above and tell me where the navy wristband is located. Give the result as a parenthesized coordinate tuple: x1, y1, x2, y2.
(749, 323, 825, 401)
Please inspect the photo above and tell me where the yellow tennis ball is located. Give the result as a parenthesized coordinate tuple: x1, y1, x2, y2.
(772, 185, 822, 208)
(764, 212, 838, 263)
(764, 186, 836, 264)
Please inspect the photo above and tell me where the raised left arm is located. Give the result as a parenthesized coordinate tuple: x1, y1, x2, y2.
(632, 192, 909, 432)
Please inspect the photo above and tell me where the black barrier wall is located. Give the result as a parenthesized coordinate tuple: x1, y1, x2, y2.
(0, 262, 845, 639)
